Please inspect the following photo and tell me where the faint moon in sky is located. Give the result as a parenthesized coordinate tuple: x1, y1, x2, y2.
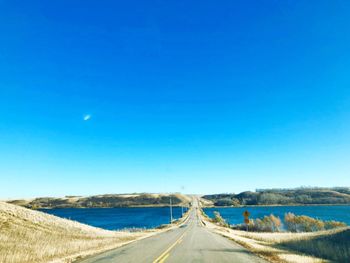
(83, 114, 91, 121)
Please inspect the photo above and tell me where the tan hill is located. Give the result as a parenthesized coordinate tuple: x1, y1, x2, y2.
(7, 193, 191, 209)
(0, 201, 154, 263)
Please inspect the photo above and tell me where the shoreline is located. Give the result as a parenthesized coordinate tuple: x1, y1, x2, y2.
(201, 203, 350, 208)
(35, 204, 189, 209)
(24, 203, 350, 209)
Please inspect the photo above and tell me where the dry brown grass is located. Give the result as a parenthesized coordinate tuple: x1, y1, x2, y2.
(278, 228, 350, 263)
(229, 226, 348, 243)
(229, 227, 350, 263)
(0, 201, 154, 263)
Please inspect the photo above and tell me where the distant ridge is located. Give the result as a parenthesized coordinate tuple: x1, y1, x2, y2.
(202, 187, 350, 206)
(255, 187, 350, 194)
(7, 193, 191, 209)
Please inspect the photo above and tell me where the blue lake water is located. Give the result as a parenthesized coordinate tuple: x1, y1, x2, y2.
(40, 207, 186, 230)
(203, 205, 350, 225)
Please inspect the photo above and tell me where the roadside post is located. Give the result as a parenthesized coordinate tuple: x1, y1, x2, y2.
(243, 210, 250, 231)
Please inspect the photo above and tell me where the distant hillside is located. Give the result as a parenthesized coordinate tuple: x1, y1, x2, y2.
(202, 187, 350, 206)
(8, 193, 190, 209)
(0, 201, 147, 263)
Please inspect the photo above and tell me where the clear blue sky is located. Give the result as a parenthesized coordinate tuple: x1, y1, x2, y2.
(1, 1, 350, 198)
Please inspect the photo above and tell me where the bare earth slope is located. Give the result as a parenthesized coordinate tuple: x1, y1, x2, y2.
(0, 201, 151, 263)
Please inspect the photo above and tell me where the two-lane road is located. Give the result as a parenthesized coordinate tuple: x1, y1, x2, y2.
(78, 200, 266, 263)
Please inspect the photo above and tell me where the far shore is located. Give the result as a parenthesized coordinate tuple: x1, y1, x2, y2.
(202, 203, 350, 208)
(36, 205, 188, 209)
(33, 203, 350, 209)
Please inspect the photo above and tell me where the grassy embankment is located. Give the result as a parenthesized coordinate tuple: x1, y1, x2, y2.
(0, 201, 176, 263)
(199, 207, 350, 263)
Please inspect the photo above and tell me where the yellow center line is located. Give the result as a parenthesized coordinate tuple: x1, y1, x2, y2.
(153, 232, 187, 263)
(153, 208, 194, 263)
(158, 253, 170, 263)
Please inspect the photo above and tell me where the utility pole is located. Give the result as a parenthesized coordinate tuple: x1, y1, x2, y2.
(170, 195, 173, 223)
(181, 205, 184, 216)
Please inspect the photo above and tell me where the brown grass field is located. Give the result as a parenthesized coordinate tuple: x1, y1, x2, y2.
(0, 201, 153, 263)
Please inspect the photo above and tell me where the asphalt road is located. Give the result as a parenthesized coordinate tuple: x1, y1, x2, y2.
(78, 200, 266, 263)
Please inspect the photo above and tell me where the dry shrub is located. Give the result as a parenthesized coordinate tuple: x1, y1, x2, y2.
(213, 211, 228, 227)
(232, 214, 282, 232)
(284, 212, 346, 232)
(251, 214, 282, 232)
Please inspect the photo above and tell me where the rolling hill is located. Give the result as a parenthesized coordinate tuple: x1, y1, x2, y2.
(7, 193, 190, 209)
(202, 187, 350, 206)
